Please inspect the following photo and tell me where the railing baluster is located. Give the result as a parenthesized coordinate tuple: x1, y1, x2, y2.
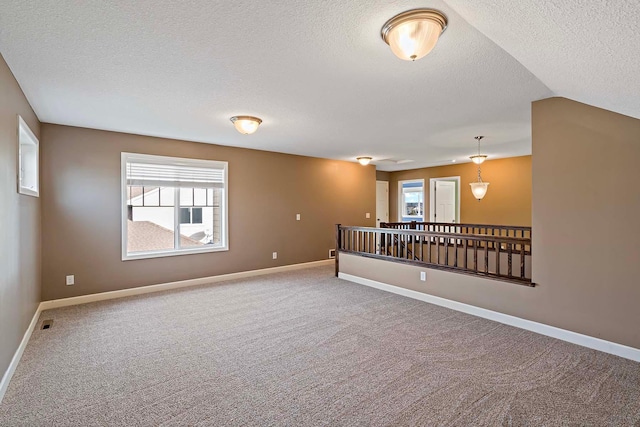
(445, 235, 449, 266)
(454, 236, 458, 267)
(484, 239, 489, 273)
(520, 243, 525, 279)
(496, 239, 501, 276)
(508, 243, 513, 278)
(463, 238, 468, 269)
(473, 240, 478, 273)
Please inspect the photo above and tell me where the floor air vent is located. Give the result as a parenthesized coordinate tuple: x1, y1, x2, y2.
(41, 319, 53, 330)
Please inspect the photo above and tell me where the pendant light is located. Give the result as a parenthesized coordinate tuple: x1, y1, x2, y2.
(469, 136, 489, 200)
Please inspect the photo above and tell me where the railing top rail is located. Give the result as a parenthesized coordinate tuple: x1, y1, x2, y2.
(340, 226, 531, 244)
(381, 221, 531, 231)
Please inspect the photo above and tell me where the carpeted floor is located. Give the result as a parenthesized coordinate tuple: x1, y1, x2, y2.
(1, 266, 639, 426)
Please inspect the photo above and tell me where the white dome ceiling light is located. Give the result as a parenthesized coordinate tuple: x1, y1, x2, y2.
(357, 157, 372, 166)
(381, 9, 448, 61)
(230, 116, 262, 135)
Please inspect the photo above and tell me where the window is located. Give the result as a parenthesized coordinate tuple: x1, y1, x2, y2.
(180, 207, 203, 224)
(399, 180, 424, 221)
(17, 116, 39, 197)
(122, 153, 228, 260)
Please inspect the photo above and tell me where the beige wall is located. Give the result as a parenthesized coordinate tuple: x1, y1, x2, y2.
(340, 97, 640, 349)
(531, 97, 640, 348)
(389, 156, 532, 226)
(375, 170, 390, 181)
(0, 54, 41, 379)
(41, 124, 375, 300)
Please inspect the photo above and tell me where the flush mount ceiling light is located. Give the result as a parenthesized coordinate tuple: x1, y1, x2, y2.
(230, 116, 262, 135)
(357, 157, 372, 166)
(469, 136, 490, 201)
(470, 135, 488, 164)
(381, 9, 448, 61)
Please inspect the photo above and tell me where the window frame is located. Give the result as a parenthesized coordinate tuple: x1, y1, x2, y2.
(17, 115, 40, 197)
(121, 152, 229, 261)
(398, 179, 425, 221)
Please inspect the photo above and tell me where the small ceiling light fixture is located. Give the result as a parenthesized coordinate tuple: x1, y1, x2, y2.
(230, 116, 262, 135)
(357, 156, 372, 166)
(470, 135, 488, 164)
(381, 9, 448, 61)
(469, 136, 490, 201)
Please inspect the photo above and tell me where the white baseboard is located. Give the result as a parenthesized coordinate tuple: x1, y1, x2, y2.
(40, 259, 333, 311)
(0, 305, 42, 403)
(339, 272, 640, 362)
(0, 259, 333, 403)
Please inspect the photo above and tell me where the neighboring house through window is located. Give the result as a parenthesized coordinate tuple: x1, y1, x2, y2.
(121, 153, 228, 260)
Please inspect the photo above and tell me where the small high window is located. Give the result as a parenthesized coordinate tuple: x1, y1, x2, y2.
(17, 116, 39, 197)
(122, 153, 228, 260)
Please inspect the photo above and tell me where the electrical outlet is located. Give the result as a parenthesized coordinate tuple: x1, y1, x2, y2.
(272, 252, 278, 260)
(329, 249, 336, 259)
(365, 212, 371, 218)
(420, 271, 426, 281)
(296, 213, 301, 221)
(66, 275, 75, 286)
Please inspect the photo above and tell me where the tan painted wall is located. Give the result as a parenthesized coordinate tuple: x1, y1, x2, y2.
(531, 97, 640, 348)
(389, 156, 532, 226)
(41, 124, 375, 300)
(375, 170, 390, 181)
(0, 54, 41, 379)
(340, 97, 640, 349)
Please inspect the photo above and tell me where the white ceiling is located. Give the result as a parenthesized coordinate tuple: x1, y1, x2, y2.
(0, 1, 635, 171)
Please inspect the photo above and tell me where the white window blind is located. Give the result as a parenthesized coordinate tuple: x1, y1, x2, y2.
(125, 156, 226, 188)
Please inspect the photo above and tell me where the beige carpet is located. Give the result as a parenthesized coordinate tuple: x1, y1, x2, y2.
(1, 266, 639, 426)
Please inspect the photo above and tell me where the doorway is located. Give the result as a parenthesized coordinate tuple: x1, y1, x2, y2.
(375, 181, 389, 227)
(429, 177, 460, 223)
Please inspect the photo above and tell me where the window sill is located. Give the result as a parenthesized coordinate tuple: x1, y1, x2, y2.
(122, 244, 229, 261)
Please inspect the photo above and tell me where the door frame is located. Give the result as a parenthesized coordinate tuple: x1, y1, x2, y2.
(429, 176, 461, 223)
(375, 180, 389, 227)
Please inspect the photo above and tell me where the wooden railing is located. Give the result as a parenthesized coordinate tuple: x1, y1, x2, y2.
(381, 221, 531, 240)
(336, 224, 533, 286)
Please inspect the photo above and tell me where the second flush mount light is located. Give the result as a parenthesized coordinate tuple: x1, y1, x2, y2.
(230, 116, 262, 135)
(357, 157, 372, 166)
(381, 9, 448, 61)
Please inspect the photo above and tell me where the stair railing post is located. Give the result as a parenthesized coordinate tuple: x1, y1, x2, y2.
(335, 224, 341, 277)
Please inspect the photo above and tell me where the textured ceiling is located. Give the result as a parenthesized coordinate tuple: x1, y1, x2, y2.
(3, 1, 630, 171)
(444, 0, 640, 121)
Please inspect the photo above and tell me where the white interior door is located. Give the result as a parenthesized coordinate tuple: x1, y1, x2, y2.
(434, 180, 456, 223)
(376, 181, 389, 227)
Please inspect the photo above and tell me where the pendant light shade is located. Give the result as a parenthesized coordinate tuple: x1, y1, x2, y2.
(470, 154, 487, 165)
(230, 116, 262, 135)
(470, 182, 489, 200)
(381, 9, 448, 61)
